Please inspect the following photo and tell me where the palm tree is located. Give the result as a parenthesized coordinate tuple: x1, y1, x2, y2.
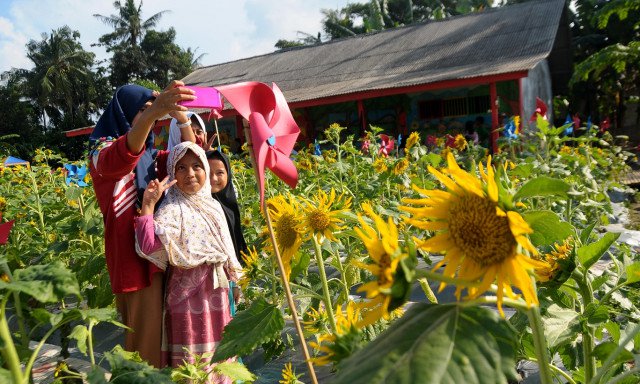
(94, 0, 169, 49)
(25, 26, 95, 131)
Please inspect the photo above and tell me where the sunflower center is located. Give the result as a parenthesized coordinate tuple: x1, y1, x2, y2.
(308, 209, 331, 232)
(275, 213, 299, 249)
(377, 254, 392, 284)
(448, 193, 516, 266)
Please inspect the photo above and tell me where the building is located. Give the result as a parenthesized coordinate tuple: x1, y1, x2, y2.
(68, 0, 570, 152)
(181, 0, 570, 152)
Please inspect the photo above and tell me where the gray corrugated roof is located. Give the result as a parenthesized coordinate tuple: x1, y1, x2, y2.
(182, 0, 566, 103)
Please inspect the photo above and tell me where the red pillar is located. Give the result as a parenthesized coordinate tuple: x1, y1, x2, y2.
(357, 99, 367, 133)
(490, 82, 499, 153)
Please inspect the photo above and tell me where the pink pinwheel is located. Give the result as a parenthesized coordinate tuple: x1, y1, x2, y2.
(378, 134, 395, 157)
(361, 139, 370, 154)
(0, 213, 14, 245)
(530, 97, 548, 122)
(215, 82, 299, 205)
(445, 134, 456, 148)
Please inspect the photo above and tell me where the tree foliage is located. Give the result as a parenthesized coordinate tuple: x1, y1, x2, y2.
(569, 0, 640, 128)
(95, 0, 202, 86)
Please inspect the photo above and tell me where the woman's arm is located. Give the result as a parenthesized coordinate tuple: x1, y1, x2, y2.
(127, 80, 195, 154)
(140, 176, 176, 216)
(135, 215, 162, 255)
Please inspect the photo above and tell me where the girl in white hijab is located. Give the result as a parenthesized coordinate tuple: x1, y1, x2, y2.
(167, 112, 208, 151)
(135, 141, 241, 379)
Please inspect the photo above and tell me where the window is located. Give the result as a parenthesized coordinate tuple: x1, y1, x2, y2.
(418, 99, 443, 119)
(443, 97, 467, 117)
(418, 95, 491, 119)
(469, 95, 491, 114)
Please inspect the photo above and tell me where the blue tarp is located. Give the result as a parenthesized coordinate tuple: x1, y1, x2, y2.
(3, 156, 29, 166)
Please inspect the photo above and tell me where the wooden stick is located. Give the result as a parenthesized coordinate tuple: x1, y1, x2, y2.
(243, 124, 318, 384)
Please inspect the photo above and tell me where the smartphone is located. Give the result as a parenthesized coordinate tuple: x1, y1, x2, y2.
(178, 86, 223, 109)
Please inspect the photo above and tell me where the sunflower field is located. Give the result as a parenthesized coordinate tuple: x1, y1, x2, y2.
(0, 116, 639, 384)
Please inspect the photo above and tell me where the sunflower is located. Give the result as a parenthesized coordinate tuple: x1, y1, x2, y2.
(301, 189, 351, 242)
(373, 158, 388, 173)
(400, 152, 545, 316)
(534, 239, 573, 283)
(454, 134, 468, 151)
(280, 362, 304, 384)
(296, 157, 314, 171)
(353, 203, 408, 325)
(238, 246, 260, 290)
(393, 158, 409, 175)
(309, 301, 363, 366)
(266, 195, 305, 279)
(406, 131, 420, 150)
(303, 305, 329, 334)
(322, 149, 337, 164)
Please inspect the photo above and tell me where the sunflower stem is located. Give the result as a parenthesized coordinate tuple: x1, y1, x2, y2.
(526, 305, 553, 384)
(417, 278, 438, 303)
(576, 271, 596, 383)
(263, 201, 319, 384)
(413, 268, 480, 287)
(312, 237, 337, 333)
(527, 357, 577, 384)
(332, 249, 351, 302)
(0, 295, 25, 384)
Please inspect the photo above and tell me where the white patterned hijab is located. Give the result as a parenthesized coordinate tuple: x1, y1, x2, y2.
(137, 141, 239, 288)
(167, 112, 207, 152)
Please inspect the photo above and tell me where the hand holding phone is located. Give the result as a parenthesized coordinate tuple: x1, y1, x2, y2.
(177, 86, 223, 109)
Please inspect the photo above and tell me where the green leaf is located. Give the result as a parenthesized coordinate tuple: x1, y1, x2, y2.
(604, 321, 621, 344)
(104, 345, 174, 383)
(625, 263, 640, 284)
(583, 303, 609, 325)
(579, 222, 597, 244)
(86, 367, 109, 384)
(592, 275, 610, 291)
(69, 325, 89, 355)
(577, 232, 620, 270)
(514, 176, 570, 200)
(213, 361, 256, 382)
(0, 262, 80, 303)
(543, 305, 581, 348)
(592, 341, 634, 365)
(423, 153, 443, 168)
(332, 303, 518, 384)
(212, 298, 284, 362)
(0, 368, 13, 384)
(522, 211, 573, 247)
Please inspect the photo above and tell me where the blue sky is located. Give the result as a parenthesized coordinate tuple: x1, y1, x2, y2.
(0, 0, 351, 73)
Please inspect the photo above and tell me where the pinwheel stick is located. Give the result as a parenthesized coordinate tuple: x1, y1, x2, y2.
(242, 125, 319, 384)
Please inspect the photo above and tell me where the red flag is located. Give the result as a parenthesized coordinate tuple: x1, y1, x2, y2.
(215, 82, 300, 205)
(0, 213, 13, 245)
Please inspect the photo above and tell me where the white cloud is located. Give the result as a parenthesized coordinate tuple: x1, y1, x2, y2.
(0, 0, 351, 74)
(0, 16, 30, 70)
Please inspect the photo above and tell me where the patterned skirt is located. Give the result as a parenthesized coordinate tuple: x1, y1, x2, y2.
(163, 264, 232, 383)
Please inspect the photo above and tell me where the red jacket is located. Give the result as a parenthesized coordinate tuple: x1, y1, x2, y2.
(89, 134, 168, 293)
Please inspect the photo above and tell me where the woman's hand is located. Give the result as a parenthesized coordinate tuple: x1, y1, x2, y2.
(140, 176, 176, 215)
(202, 133, 217, 151)
(146, 80, 196, 121)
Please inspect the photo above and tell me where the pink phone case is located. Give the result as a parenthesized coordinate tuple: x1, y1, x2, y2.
(178, 86, 223, 109)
